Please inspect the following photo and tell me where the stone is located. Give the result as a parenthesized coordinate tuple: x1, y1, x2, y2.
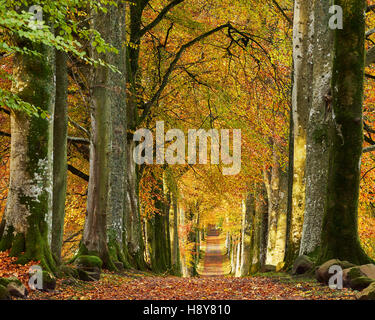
(356, 282, 375, 300)
(75, 255, 103, 269)
(77, 268, 100, 282)
(0, 276, 21, 287)
(7, 282, 28, 298)
(0, 284, 11, 300)
(262, 265, 276, 273)
(316, 259, 355, 284)
(356, 264, 375, 279)
(349, 276, 374, 291)
(343, 264, 375, 290)
(42, 271, 56, 291)
(292, 255, 314, 275)
(0, 276, 27, 298)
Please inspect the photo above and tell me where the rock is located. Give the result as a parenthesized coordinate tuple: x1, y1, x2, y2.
(292, 255, 314, 275)
(42, 271, 56, 291)
(0, 276, 21, 287)
(74, 255, 102, 282)
(262, 265, 276, 273)
(356, 282, 375, 300)
(77, 268, 100, 282)
(75, 255, 103, 269)
(316, 259, 355, 284)
(356, 264, 375, 279)
(343, 264, 375, 290)
(350, 276, 374, 291)
(0, 276, 27, 298)
(0, 284, 11, 300)
(7, 282, 28, 298)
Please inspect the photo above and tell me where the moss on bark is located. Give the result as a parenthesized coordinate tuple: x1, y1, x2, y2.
(319, 0, 373, 265)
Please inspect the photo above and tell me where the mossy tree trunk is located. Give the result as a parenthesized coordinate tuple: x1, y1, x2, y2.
(124, 0, 148, 270)
(164, 190, 172, 269)
(248, 182, 267, 273)
(51, 50, 68, 264)
(0, 38, 56, 272)
(255, 182, 268, 271)
(300, 0, 333, 256)
(80, 2, 128, 270)
(319, 0, 372, 265)
(239, 193, 254, 276)
(106, 1, 131, 270)
(148, 175, 171, 273)
(171, 192, 182, 275)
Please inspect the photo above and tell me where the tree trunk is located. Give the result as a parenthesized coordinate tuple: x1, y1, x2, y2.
(286, 0, 315, 265)
(105, 1, 130, 269)
(51, 50, 68, 264)
(240, 193, 254, 276)
(319, 0, 372, 265)
(256, 182, 268, 271)
(264, 147, 288, 267)
(235, 240, 241, 277)
(125, 141, 147, 269)
(79, 3, 127, 270)
(300, 0, 333, 256)
(148, 175, 171, 273)
(171, 193, 182, 275)
(125, 0, 148, 270)
(0, 38, 56, 272)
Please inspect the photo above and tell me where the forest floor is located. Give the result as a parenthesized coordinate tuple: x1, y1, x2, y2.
(0, 233, 357, 300)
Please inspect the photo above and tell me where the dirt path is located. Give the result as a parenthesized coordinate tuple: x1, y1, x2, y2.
(200, 229, 229, 276)
(15, 232, 355, 300)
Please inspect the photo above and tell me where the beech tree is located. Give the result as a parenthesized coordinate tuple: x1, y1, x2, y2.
(51, 50, 68, 264)
(77, 0, 129, 270)
(0, 1, 87, 271)
(285, 0, 314, 265)
(319, 0, 372, 264)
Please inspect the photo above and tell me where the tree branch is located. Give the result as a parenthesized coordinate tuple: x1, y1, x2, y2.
(138, 23, 231, 124)
(0, 130, 10, 137)
(366, 46, 375, 66)
(137, 0, 184, 40)
(68, 164, 89, 181)
(67, 136, 90, 145)
(363, 145, 375, 153)
(0, 107, 10, 115)
(270, 0, 292, 26)
(366, 28, 375, 37)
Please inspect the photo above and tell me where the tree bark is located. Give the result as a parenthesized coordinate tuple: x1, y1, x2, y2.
(106, 1, 131, 269)
(171, 192, 182, 275)
(256, 182, 268, 271)
(240, 193, 254, 276)
(51, 50, 68, 264)
(79, 2, 128, 270)
(286, 0, 315, 264)
(264, 147, 288, 267)
(0, 37, 56, 272)
(319, 0, 372, 265)
(300, 0, 333, 256)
